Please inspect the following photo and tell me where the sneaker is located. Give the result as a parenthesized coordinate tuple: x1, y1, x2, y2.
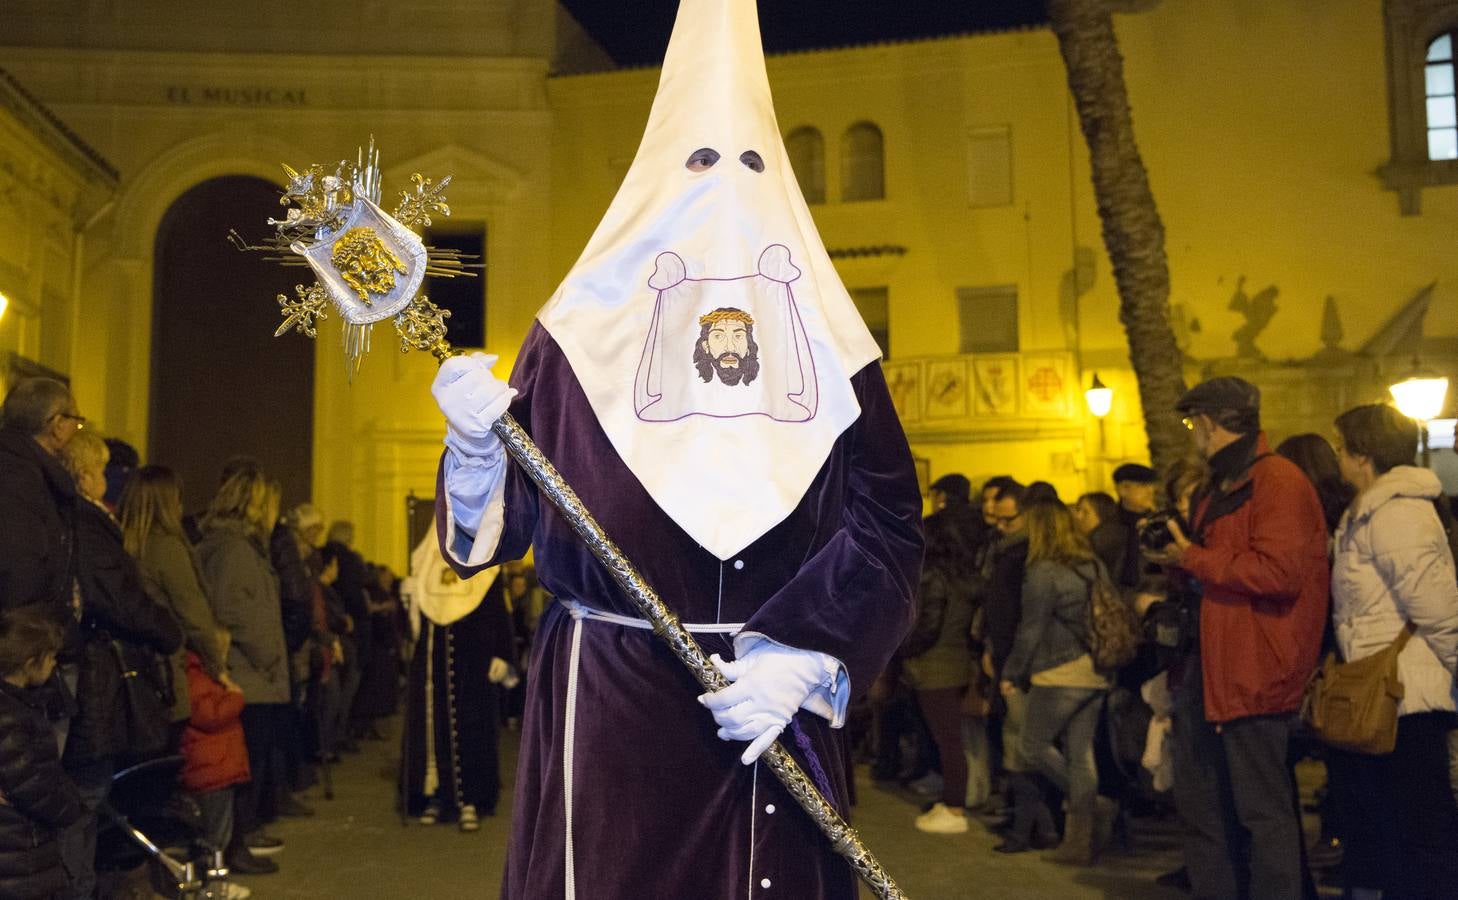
(458, 804, 480, 832)
(225, 849, 278, 876)
(244, 830, 284, 855)
(914, 803, 969, 834)
(417, 802, 440, 826)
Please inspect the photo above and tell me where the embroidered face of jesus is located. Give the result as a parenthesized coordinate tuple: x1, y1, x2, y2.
(693, 308, 759, 386)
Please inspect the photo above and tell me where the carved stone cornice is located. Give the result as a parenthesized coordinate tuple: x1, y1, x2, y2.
(0, 67, 118, 187)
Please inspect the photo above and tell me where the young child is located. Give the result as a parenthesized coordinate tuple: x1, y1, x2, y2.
(178, 636, 250, 879)
(0, 606, 84, 900)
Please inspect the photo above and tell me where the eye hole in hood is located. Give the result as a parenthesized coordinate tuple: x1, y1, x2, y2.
(739, 150, 765, 173)
(686, 148, 721, 172)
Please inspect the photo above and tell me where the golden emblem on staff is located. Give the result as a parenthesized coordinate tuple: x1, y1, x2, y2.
(234, 142, 910, 900)
(331, 227, 407, 305)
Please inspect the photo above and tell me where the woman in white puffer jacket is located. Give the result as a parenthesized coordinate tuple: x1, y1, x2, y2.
(1330, 403, 1458, 900)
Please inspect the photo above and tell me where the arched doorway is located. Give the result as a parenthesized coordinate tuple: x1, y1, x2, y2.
(151, 176, 315, 514)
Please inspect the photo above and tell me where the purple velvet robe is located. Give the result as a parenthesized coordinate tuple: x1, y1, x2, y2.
(437, 324, 923, 899)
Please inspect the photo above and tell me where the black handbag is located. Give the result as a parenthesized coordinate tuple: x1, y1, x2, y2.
(109, 638, 173, 762)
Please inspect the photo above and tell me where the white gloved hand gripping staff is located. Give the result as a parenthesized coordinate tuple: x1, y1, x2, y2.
(699, 638, 846, 764)
(432, 353, 517, 566)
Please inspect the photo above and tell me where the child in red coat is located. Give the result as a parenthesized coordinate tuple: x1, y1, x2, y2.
(180, 646, 249, 856)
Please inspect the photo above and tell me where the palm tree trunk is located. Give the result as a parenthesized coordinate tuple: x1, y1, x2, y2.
(1047, 0, 1189, 474)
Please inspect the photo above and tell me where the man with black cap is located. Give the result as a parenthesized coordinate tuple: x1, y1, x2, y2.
(1111, 462, 1158, 589)
(1146, 376, 1328, 900)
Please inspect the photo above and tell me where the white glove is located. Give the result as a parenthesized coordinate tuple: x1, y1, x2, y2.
(434, 353, 516, 540)
(488, 657, 509, 684)
(432, 352, 517, 455)
(698, 641, 839, 765)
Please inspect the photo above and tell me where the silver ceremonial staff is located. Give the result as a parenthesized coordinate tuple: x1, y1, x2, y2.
(243, 150, 908, 900)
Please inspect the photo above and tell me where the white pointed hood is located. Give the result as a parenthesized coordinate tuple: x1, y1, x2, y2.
(537, 0, 882, 560)
(404, 530, 500, 631)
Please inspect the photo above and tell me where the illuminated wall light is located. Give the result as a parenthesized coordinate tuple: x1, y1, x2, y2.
(1389, 373, 1450, 423)
(0, 291, 8, 322)
(1084, 372, 1113, 419)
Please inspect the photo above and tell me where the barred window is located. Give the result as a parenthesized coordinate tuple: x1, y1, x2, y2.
(1426, 33, 1457, 160)
(1380, 2, 1458, 213)
(841, 122, 884, 202)
(785, 126, 826, 204)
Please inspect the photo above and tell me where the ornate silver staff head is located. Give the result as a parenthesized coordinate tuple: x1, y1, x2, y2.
(232, 139, 474, 369)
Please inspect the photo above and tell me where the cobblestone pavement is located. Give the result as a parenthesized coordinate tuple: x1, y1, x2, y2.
(240, 718, 1200, 899)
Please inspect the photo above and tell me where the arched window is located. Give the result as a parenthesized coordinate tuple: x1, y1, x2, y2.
(1426, 33, 1458, 160)
(841, 122, 884, 202)
(784, 126, 825, 204)
(1380, 3, 1458, 213)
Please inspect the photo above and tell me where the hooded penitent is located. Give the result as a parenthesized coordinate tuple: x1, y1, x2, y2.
(404, 530, 499, 633)
(536, 0, 881, 562)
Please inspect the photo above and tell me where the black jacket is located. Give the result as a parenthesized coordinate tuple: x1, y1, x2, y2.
(902, 502, 984, 659)
(0, 428, 78, 627)
(0, 682, 83, 900)
(981, 532, 1029, 677)
(324, 541, 372, 652)
(65, 500, 184, 766)
(269, 524, 316, 654)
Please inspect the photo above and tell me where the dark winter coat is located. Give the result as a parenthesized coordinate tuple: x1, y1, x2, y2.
(1088, 521, 1127, 587)
(0, 681, 84, 900)
(197, 521, 289, 704)
(982, 531, 1030, 677)
(1180, 433, 1329, 723)
(269, 524, 316, 654)
(65, 500, 184, 766)
(902, 502, 981, 690)
(324, 541, 372, 653)
(179, 653, 249, 794)
(137, 526, 228, 723)
(0, 428, 77, 631)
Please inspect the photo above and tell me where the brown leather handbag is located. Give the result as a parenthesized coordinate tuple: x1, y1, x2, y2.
(1302, 623, 1413, 755)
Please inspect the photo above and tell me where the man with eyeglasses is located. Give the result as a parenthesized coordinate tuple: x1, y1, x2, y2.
(1146, 376, 1328, 900)
(0, 376, 86, 621)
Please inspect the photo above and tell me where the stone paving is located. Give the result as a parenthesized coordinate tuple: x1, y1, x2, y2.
(241, 719, 1195, 899)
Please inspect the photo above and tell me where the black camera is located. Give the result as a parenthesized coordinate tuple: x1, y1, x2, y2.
(1138, 510, 1181, 551)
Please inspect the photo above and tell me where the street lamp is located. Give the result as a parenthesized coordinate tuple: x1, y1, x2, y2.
(1389, 362, 1450, 467)
(1084, 373, 1113, 419)
(1085, 372, 1113, 457)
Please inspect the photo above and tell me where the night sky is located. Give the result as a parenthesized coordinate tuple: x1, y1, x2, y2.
(560, 0, 1048, 67)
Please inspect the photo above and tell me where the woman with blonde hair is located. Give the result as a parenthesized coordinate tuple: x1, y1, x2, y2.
(118, 466, 236, 721)
(196, 465, 289, 876)
(1000, 499, 1116, 866)
(56, 431, 182, 898)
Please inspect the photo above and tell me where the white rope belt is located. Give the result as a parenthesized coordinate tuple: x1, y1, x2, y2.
(560, 599, 744, 898)
(560, 598, 745, 634)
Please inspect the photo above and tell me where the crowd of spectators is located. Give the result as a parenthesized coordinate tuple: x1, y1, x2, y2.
(0, 376, 410, 898)
(871, 375, 1458, 899)
(5, 366, 1457, 899)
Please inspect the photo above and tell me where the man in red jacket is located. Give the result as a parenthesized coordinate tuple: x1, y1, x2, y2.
(1149, 377, 1328, 900)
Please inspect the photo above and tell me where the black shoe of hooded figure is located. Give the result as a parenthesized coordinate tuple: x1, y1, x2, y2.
(226, 848, 279, 875)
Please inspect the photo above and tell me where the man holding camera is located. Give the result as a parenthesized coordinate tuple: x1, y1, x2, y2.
(1147, 377, 1328, 900)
